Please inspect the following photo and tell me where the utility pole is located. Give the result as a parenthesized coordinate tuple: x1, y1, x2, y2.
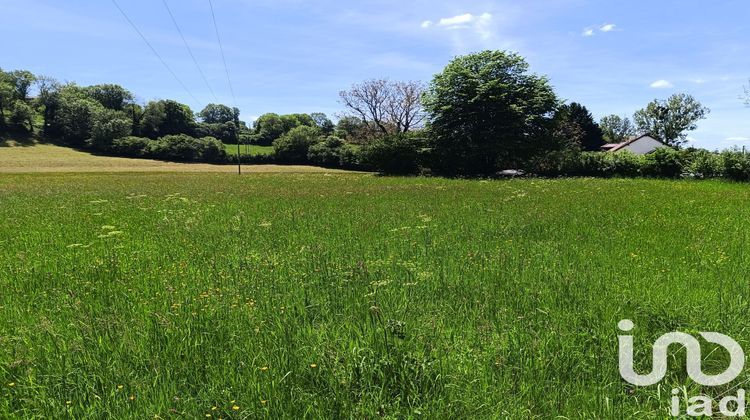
(235, 116, 241, 175)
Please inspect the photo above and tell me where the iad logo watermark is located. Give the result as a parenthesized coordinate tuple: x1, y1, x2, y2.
(618, 320, 747, 417)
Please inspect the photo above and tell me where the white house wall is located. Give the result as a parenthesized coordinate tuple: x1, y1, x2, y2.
(620, 137, 669, 155)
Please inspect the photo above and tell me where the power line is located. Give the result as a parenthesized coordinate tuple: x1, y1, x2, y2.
(207, 0, 238, 108)
(161, 0, 219, 102)
(207, 0, 242, 175)
(111, 0, 200, 106)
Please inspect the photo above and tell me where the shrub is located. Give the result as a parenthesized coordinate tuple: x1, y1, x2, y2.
(362, 134, 426, 175)
(307, 136, 346, 167)
(88, 108, 132, 150)
(145, 134, 227, 162)
(273, 126, 321, 164)
(602, 151, 643, 177)
(641, 147, 683, 178)
(686, 149, 723, 179)
(721, 150, 750, 181)
(110, 136, 151, 157)
(9, 100, 34, 131)
(338, 144, 362, 169)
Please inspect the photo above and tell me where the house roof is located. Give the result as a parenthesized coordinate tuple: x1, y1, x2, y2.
(606, 134, 667, 152)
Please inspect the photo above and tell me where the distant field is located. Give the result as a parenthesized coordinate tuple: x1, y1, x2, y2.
(223, 143, 274, 156)
(0, 143, 346, 173)
(1, 174, 749, 417)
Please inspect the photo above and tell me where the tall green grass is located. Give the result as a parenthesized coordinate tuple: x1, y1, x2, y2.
(1, 174, 749, 418)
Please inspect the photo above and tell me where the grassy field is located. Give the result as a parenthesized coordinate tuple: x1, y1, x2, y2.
(0, 143, 345, 174)
(1, 173, 750, 418)
(224, 143, 274, 156)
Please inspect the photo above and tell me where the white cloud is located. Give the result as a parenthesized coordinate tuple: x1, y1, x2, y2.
(726, 137, 750, 142)
(582, 23, 618, 37)
(421, 12, 495, 40)
(692, 78, 707, 84)
(650, 79, 674, 89)
(439, 13, 475, 28)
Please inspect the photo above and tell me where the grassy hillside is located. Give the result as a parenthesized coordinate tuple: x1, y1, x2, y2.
(0, 143, 348, 174)
(1, 174, 748, 417)
(223, 143, 274, 156)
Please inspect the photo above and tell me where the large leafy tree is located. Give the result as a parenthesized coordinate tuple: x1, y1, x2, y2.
(51, 85, 104, 146)
(253, 113, 285, 145)
(9, 101, 35, 132)
(633, 93, 709, 148)
(34, 76, 61, 134)
(599, 115, 636, 143)
(141, 100, 195, 139)
(553, 103, 603, 151)
(198, 103, 238, 124)
(85, 84, 134, 111)
(423, 50, 558, 175)
(9, 70, 35, 100)
(310, 112, 335, 135)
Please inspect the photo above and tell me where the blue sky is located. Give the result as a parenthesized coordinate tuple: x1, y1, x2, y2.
(2, 0, 749, 149)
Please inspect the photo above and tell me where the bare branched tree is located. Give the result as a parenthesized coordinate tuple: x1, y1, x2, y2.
(339, 79, 425, 136)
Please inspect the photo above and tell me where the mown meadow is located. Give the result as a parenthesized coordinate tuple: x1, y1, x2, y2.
(2, 173, 750, 418)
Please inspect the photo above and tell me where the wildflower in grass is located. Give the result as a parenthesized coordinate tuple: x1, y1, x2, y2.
(261, 400, 267, 405)
(205, 414, 211, 418)
(232, 405, 240, 411)
(66, 401, 72, 405)
(8, 382, 15, 387)
(260, 366, 269, 372)
(117, 385, 124, 390)
(129, 395, 135, 401)
(211, 406, 217, 411)
(101, 225, 116, 231)
(310, 364, 318, 369)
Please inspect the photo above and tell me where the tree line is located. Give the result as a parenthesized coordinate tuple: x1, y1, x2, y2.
(0, 52, 730, 176)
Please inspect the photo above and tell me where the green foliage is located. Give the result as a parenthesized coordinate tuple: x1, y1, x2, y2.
(253, 113, 285, 145)
(9, 101, 34, 132)
(684, 149, 723, 179)
(198, 103, 238, 124)
(599, 115, 636, 144)
(423, 50, 559, 175)
(196, 121, 237, 144)
(8, 69, 35, 100)
(109, 136, 151, 157)
(307, 136, 347, 167)
(273, 125, 322, 163)
(362, 133, 427, 175)
(633, 93, 710, 148)
(85, 84, 134, 111)
(640, 147, 684, 178)
(335, 116, 366, 141)
(88, 108, 132, 150)
(53, 86, 104, 146)
(141, 100, 196, 139)
(145, 134, 227, 162)
(310, 112, 335, 135)
(554, 103, 604, 151)
(720, 149, 750, 181)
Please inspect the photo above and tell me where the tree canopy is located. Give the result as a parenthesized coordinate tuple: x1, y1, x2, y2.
(599, 115, 636, 144)
(423, 50, 559, 175)
(633, 93, 710, 148)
